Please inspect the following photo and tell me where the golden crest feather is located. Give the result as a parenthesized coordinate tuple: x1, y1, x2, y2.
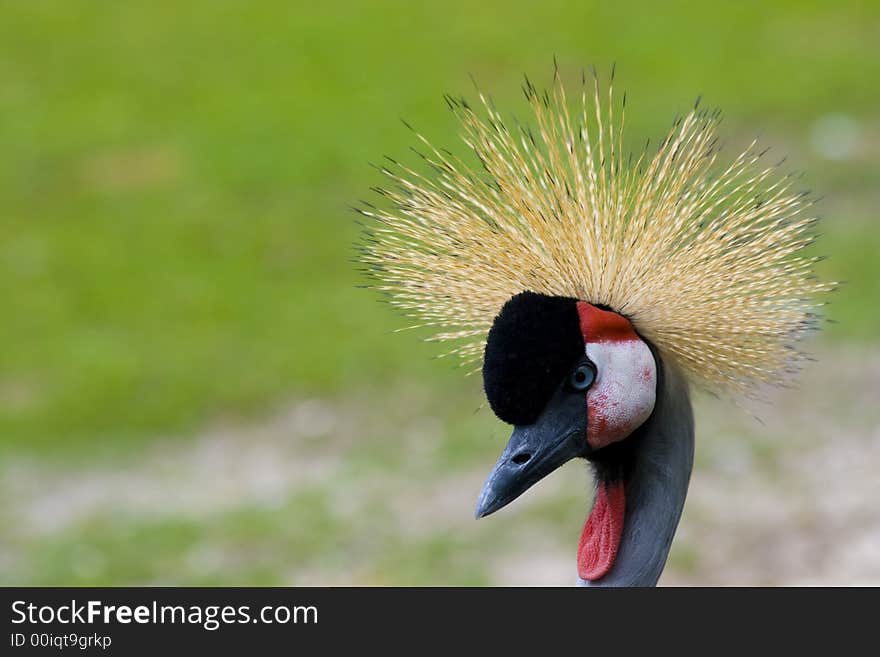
(358, 69, 834, 394)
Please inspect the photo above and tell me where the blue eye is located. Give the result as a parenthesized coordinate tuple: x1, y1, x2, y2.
(568, 362, 596, 391)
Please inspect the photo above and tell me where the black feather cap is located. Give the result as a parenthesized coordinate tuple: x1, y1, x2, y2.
(482, 291, 585, 425)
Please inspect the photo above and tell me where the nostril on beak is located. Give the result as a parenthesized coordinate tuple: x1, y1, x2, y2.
(511, 452, 532, 466)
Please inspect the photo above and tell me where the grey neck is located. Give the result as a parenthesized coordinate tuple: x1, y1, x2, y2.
(578, 362, 695, 587)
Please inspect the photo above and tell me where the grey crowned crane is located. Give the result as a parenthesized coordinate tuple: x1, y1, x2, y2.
(358, 70, 833, 586)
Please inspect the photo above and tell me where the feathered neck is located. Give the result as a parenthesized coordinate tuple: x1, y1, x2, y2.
(580, 359, 694, 587)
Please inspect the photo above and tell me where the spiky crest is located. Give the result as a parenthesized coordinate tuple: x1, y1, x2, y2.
(358, 69, 833, 394)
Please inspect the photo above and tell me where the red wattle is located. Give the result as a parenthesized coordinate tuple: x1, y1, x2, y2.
(577, 480, 626, 581)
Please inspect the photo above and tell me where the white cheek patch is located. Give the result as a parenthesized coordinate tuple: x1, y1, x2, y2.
(585, 340, 657, 450)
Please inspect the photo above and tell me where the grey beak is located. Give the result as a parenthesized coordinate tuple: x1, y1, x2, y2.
(475, 385, 590, 518)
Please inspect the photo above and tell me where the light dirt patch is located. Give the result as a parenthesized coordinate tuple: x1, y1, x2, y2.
(1, 345, 877, 585)
(1, 400, 344, 536)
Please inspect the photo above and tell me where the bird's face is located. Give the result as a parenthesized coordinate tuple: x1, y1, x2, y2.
(475, 291, 657, 518)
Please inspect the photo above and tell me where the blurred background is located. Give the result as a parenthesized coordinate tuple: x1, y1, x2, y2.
(1, 1, 878, 585)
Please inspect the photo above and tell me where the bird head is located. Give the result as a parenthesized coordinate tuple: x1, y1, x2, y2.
(475, 291, 656, 519)
(358, 68, 834, 585)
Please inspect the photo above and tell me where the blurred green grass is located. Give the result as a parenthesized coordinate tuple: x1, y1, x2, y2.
(2, 1, 878, 455)
(1, 0, 879, 587)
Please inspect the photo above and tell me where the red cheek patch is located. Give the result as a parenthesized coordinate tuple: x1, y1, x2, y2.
(575, 302, 655, 450)
(576, 302, 641, 344)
